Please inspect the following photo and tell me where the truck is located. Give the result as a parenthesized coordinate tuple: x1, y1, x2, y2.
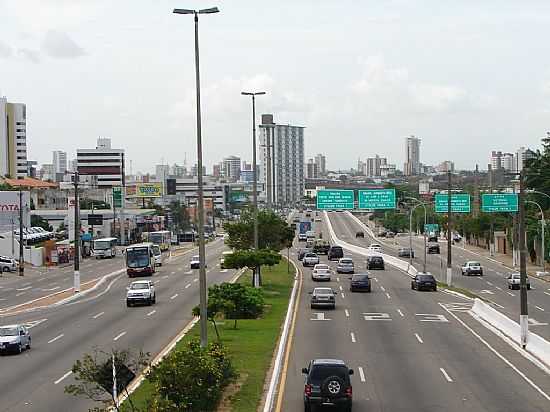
(299, 221, 312, 235)
(313, 239, 330, 255)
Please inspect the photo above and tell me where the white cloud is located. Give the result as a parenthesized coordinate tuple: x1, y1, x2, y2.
(41, 30, 85, 58)
(0, 41, 13, 58)
(17, 48, 41, 63)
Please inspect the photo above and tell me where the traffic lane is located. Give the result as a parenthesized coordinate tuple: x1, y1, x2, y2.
(0, 242, 230, 412)
(334, 245, 550, 411)
(334, 213, 550, 340)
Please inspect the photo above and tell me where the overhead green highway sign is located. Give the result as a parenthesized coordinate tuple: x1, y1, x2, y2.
(435, 193, 471, 213)
(358, 189, 396, 210)
(316, 190, 355, 210)
(424, 223, 439, 233)
(481, 193, 518, 213)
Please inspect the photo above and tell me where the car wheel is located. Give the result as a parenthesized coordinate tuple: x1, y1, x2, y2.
(527, 285, 531, 290)
(26, 338, 31, 350)
(126, 301, 132, 307)
(17, 343, 22, 354)
(433, 286, 437, 292)
(411, 282, 414, 290)
(367, 287, 371, 293)
(153, 295, 156, 304)
(310, 304, 315, 309)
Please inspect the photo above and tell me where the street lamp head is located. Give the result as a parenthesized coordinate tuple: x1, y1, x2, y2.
(199, 7, 219, 14)
(241, 91, 267, 96)
(173, 8, 195, 14)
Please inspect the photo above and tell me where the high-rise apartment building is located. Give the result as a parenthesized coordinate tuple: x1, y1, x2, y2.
(259, 114, 305, 207)
(491, 151, 515, 172)
(306, 158, 319, 179)
(366, 155, 387, 177)
(515, 147, 536, 172)
(435, 160, 455, 173)
(52, 150, 67, 174)
(314, 154, 326, 176)
(222, 156, 241, 181)
(77, 138, 125, 188)
(0, 97, 28, 178)
(404, 136, 421, 176)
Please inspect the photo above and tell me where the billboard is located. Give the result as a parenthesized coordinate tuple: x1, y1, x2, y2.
(0, 191, 31, 233)
(135, 183, 162, 198)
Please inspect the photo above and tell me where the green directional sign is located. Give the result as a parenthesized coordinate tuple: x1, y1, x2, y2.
(316, 190, 354, 210)
(358, 189, 396, 210)
(435, 193, 471, 213)
(482, 193, 518, 213)
(113, 186, 123, 208)
(424, 223, 439, 233)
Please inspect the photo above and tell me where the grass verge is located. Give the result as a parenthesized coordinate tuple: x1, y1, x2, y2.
(437, 281, 481, 300)
(122, 259, 295, 412)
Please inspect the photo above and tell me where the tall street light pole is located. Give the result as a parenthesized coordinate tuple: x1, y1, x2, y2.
(74, 172, 80, 292)
(517, 170, 528, 348)
(406, 197, 428, 273)
(446, 171, 453, 287)
(173, 6, 219, 348)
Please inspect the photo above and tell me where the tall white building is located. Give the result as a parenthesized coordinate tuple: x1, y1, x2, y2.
(404, 136, 421, 176)
(0, 97, 28, 178)
(314, 154, 326, 176)
(52, 150, 67, 174)
(306, 158, 319, 179)
(222, 156, 241, 181)
(515, 147, 536, 172)
(77, 138, 125, 188)
(155, 164, 170, 181)
(259, 114, 305, 207)
(366, 155, 387, 177)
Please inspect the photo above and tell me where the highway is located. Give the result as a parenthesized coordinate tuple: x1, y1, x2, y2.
(280, 211, 550, 411)
(0, 239, 235, 412)
(345, 212, 550, 340)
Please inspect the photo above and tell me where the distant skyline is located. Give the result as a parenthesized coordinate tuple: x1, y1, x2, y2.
(1, 1, 549, 173)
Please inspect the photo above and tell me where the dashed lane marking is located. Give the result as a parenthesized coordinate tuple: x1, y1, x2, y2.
(48, 334, 64, 344)
(535, 306, 545, 312)
(380, 285, 386, 292)
(113, 331, 127, 341)
(358, 367, 366, 382)
(345, 309, 350, 317)
(507, 292, 515, 297)
(185, 283, 191, 289)
(92, 312, 104, 319)
(397, 309, 404, 317)
(54, 371, 72, 385)
(440, 368, 453, 383)
(350, 332, 356, 343)
(193, 278, 199, 282)
(385, 292, 391, 299)
(147, 310, 156, 316)
(170, 293, 178, 300)
(414, 333, 424, 344)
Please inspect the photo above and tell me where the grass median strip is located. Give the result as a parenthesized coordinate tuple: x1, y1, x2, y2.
(122, 260, 294, 412)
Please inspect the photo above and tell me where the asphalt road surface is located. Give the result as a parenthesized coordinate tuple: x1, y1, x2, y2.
(280, 211, 550, 412)
(0, 239, 236, 412)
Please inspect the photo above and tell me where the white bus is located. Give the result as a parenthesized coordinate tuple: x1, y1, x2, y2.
(125, 242, 156, 277)
(92, 237, 118, 259)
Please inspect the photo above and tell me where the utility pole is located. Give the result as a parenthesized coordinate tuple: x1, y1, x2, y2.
(446, 171, 452, 286)
(18, 188, 24, 276)
(518, 171, 529, 348)
(488, 164, 495, 256)
(74, 172, 80, 292)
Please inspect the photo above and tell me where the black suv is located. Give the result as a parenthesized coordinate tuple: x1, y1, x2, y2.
(411, 273, 437, 291)
(302, 359, 353, 412)
(328, 246, 344, 261)
(355, 231, 364, 238)
(366, 255, 385, 270)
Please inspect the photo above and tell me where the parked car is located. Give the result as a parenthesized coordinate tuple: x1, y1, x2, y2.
(328, 246, 344, 261)
(507, 273, 531, 290)
(398, 247, 415, 258)
(385, 231, 395, 238)
(190, 255, 206, 269)
(355, 231, 364, 238)
(0, 256, 17, 272)
(336, 258, 354, 274)
(411, 273, 437, 291)
(0, 324, 31, 354)
(453, 233, 462, 242)
(367, 243, 382, 253)
(302, 359, 353, 411)
(349, 273, 371, 292)
(303, 253, 320, 267)
(427, 243, 440, 254)
(310, 287, 336, 309)
(366, 255, 385, 270)
(461, 261, 483, 276)
(311, 264, 332, 281)
(126, 280, 156, 306)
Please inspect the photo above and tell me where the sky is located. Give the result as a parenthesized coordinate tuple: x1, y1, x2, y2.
(1, 0, 549, 174)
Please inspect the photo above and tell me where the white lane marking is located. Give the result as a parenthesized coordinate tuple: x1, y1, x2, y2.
(54, 371, 72, 385)
(170, 271, 176, 275)
(147, 310, 156, 316)
(92, 312, 105, 319)
(345, 309, 350, 317)
(185, 270, 193, 275)
(170, 293, 178, 300)
(414, 333, 424, 344)
(363, 312, 391, 321)
(350, 332, 356, 343)
(336, 277, 340, 282)
(397, 309, 404, 317)
(311, 313, 331, 321)
(25, 319, 48, 329)
(113, 331, 127, 341)
(341, 292, 345, 299)
(507, 292, 515, 296)
(385, 292, 391, 299)
(358, 366, 366, 382)
(221, 269, 228, 273)
(440, 368, 453, 382)
(16, 286, 32, 291)
(440, 302, 550, 401)
(48, 334, 64, 344)
(373, 278, 379, 283)
(535, 306, 545, 312)
(416, 314, 449, 322)
(544, 292, 550, 297)
(486, 281, 493, 286)
(495, 286, 503, 291)
(193, 278, 199, 282)
(339, 285, 343, 291)
(42, 286, 60, 292)
(162, 275, 169, 279)
(380, 285, 386, 292)
(15, 292, 26, 297)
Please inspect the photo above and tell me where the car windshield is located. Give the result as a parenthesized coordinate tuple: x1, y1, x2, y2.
(352, 274, 369, 281)
(130, 283, 149, 290)
(469, 262, 481, 266)
(310, 365, 348, 381)
(305, 253, 317, 258)
(340, 259, 353, 264)
(0, 327, 18, 336)
(126, 247, 150, 268)
(418, 275, 435, 281)
(152, 246, 161, 256)
(370, 257, 383, 262)
(315, 265, 329, 270)
(93, 240, 112, 250)
(150, 233, 163, 243)
(315, 288, 333, 295)
(191, 256, 199, 262)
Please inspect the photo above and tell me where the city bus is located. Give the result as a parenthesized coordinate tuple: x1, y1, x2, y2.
(92, 237, 118, 259)
(148, 231, 171, 251)
(125, 242, 156, 277)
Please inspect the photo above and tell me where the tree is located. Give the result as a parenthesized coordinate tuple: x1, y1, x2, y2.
(65, 348, 150, 412)
(31, 215, 52, 232)
(167, 201, 190, 232)
(223, 249, 281, 270)
(525, 133, 550, 193)
(80, 198, 111, 210)
(223, 209, 294, 251)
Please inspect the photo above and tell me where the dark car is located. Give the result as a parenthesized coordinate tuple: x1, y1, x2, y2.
(302, 359, 353, 412)
(366, 255, 385, 270)
(411, 273, 437, 291)
(355, 231, 364, 238)
(298, 248, 312, 261)
(350, 273, 371, 292)
(398, 247, 415, 258)
(427, 235, 438, 243)
(328, 246, 344, 261)
(313, 239, 330, 255)
(427, 243, 440, 254)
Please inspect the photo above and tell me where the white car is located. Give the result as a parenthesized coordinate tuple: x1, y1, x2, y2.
(152, 245, 162, 267)
(311, 264, 331, 281)
(367, 243, 382, 253)
(461, 261, 483, 276)
(507, 273, 531, 290)
(302, 253, 320, 267)
(0, 256, 17, 272)
(0, 324, 31, 354)
(190, 255, 206, 269)
(126, 280, 156, 306)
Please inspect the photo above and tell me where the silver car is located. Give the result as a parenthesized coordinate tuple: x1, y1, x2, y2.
(303, 253, 320, 267)
(311, 264, 331, 281)
(0, 256, 17, 273)
(126, 280, 156, 306)
(0, 324, 31, 354)
(310, 287, 336, 309)
(336, 258, 355, 274)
